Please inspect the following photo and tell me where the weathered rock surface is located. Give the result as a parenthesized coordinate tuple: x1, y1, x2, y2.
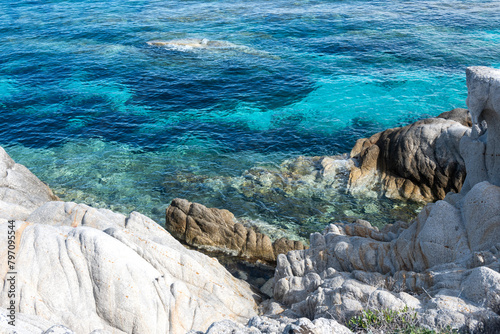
(272, 67, 500, 332)
(0, 146, 58, 216)
(188, 315, 352, 334)
(0, 152, 260, 333)
(461, 66, 500, 192)
(348, 108, 471, 202)
(166, 198, 306, 264)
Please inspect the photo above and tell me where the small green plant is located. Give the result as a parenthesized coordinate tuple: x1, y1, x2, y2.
(347, 307, 458, 334)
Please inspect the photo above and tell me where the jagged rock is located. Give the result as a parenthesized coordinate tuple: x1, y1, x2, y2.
(189, 316, 352, 334)
(272, 68, 500, 332)
(0, 146, 58, 215)
(348, 108, 471, 202)
(165, 198, 305, 263)
(461, 66, 500, 192)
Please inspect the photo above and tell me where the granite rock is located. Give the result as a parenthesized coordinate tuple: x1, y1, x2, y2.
(348, 108, 471, 202)
(0, 146, 58, 214)
(272, 68, 500, 332)
(0, 145, 260, 333)
(189, 316, 352, 334)
(165, 198, 305, 263)
(0, 208, 259, 333)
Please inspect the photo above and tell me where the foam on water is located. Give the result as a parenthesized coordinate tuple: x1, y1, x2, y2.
(1, 0, 499, 240)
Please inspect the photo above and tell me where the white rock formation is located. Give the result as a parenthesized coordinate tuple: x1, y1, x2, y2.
(272, 67, 500, 332)
(188, 315, 353, 334)
(461, 66, 500, 192)
(0, 150, 259, 333)
(0, 146, 58, 218)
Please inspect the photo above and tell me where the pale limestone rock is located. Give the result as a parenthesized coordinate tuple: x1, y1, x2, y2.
(461, 181, 500, 252)
(0, 204, 259, 333)
(190, 316, 352, 334)
(0, 200, 32, 221)
(0, 306, 57, 334)
(42, 325, 77, 334)
(203, 319, 258, 334)
(461, 267, 500, 312)
(462, 66, 500, 191)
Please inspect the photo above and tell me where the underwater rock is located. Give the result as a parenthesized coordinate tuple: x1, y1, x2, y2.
(148, 38, 231, 49)
(348, 108, 471, 202)
(147, 38, 278, 58)
(272, 68, 500, 332)
(165, 198, 305, 264)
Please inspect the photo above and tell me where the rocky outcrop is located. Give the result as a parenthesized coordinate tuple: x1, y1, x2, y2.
(272, 67, 500, 332)
(189, 316, 352, 334)
(348, 108, 471, 202)
(461, 66, 500, 193)
(165, 198, 305, 264)
(0, 152, 260, 333)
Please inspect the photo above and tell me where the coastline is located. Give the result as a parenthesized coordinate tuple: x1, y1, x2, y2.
(1, 67, 499, 333)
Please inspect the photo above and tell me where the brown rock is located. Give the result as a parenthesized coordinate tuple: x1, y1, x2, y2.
(165, 198, 305, 263)
(273, 237, 306, 257)
(348, 108, 471, 202)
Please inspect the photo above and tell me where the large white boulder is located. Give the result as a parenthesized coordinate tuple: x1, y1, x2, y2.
(0, 147, 259, 333)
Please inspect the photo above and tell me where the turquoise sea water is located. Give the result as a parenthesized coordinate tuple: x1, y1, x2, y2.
(1, 0, 499, 240)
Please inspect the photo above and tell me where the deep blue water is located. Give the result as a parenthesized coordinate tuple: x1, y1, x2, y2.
(1, 0, 499, 239)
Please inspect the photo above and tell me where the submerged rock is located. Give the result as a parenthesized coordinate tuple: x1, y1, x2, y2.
(271, 67, 500, 332)
(348, 108, 471, 202)
(165, 198, 305, 264)
(147, 38, 279, 58)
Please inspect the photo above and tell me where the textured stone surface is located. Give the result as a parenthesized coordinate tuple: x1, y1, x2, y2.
(272, 68, 500, 332)
(348, 108, 471, 202)
(0, 209, 256, 333)
(0, 146, 58, 213)
(461, 66, 500, 192)
(166, 198, 305, 263)
(0, 209, 259, 334)
(0, 145, 260, 333)
(189, 316, 352, 334)
(0, 306, 58, 334)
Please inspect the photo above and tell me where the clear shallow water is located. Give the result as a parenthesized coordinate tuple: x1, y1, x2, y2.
(1, 0, 499, 240)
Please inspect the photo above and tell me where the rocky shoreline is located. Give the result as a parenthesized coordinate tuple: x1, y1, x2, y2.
(1, 66, 499, 333)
